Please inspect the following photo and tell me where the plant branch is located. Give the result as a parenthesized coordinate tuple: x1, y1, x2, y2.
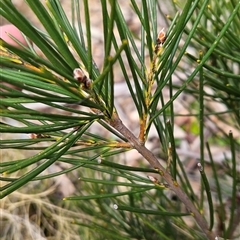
(109, 112, 216, 240)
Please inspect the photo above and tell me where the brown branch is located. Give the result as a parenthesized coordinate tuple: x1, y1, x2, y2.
(109, 112, 216, 240)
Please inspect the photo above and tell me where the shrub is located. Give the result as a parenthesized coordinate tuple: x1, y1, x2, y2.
(1, 0, 239, 239)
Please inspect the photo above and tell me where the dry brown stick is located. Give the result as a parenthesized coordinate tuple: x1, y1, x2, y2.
(109, 112, 216, 240)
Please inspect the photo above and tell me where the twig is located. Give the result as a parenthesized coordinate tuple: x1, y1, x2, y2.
(109, 112, 216, 240)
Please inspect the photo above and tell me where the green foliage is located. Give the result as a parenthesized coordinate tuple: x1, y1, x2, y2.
(1, 0, 239, 239)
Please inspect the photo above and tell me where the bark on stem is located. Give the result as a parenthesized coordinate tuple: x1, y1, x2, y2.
(109, 113, 216, 240)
